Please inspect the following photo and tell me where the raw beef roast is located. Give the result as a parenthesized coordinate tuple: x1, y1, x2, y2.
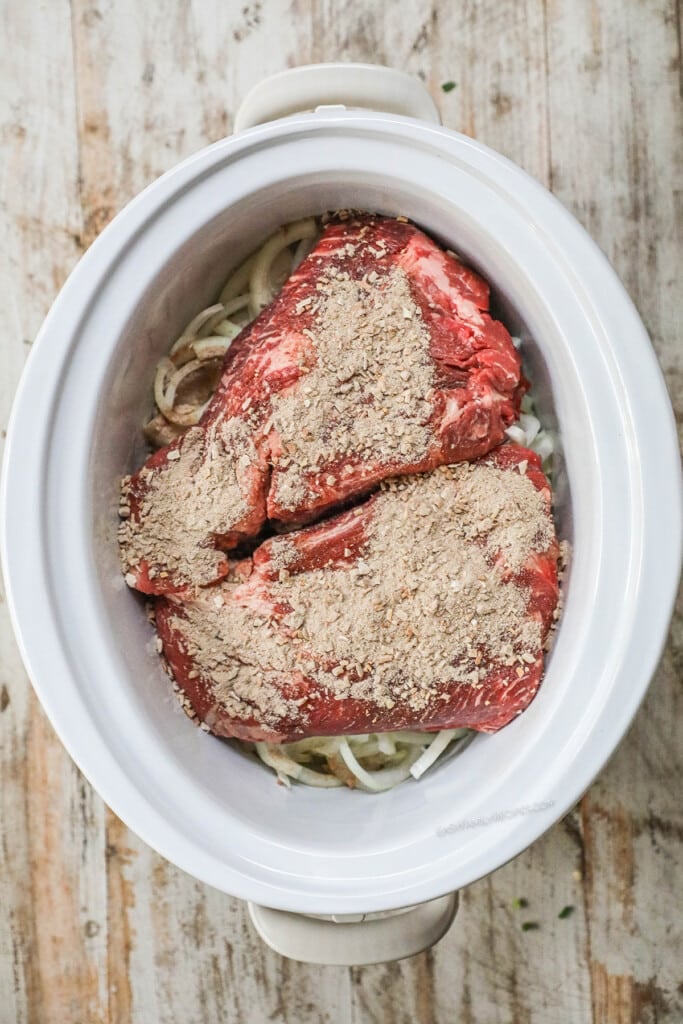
(155, 444, 559, 742)
(120, 215, 524, 595)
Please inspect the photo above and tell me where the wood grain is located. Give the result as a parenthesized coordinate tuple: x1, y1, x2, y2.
(0, 2, 107, 1023)
(544, 2, 683, 1020)
(0, 0, 681, 1021)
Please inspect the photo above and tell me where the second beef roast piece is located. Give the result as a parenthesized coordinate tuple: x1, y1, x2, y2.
(156, 444, 559, 743)
(120, 215, 524, 595)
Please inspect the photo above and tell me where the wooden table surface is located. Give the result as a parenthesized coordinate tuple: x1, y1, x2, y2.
(1, 1, 681, 1021)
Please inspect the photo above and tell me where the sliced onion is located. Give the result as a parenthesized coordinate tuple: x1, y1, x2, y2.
(157, 360, 209, 426)
(384, 730, 441, 746)
(169, 304, 225, 361)
(337, 738, 421, 792)
(505, 425, 527, 446)
(533, 433, 555, 461)
(292, 235, 315, 269)
(153, 357, 175, 413)
(255, 742, 343, 787)
(169, 302, 247, 369)
(219, 254, 258, 304)
(281, 735, 341, 760)
(196, 306, 233, 340)
(347, 737, 382, 758)
(221, 293, 251, 317)
(191, 336, 234, 361)
(249, 219, 318, 316)
(161, 359, 203, 408)
(269, 248, 294, 290)
(409, 729, 465, 780)
(254, 726, 475, 791)
(143, 412, 184, 450)
(213, 319, 242, 340)
(161, 403, 207, 428)
(294, 765, 345, 787)
(376, 733, 396, 756)
(519, 413, 541, 445)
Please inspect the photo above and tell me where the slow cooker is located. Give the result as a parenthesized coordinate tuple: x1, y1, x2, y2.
(2, 63, 681, 965)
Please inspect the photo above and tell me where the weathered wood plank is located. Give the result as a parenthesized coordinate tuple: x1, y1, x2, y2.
(350, 824, 593, 1024)
(544, 0, 683, 1020)
(68, 0, 304, 224)
(23, 713, 109, 1024)
(0, 2, 109, 1024)
(104, 838, 351, 1024)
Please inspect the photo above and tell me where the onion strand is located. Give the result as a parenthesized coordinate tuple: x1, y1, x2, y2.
(249, 218, 318, 317)
(253, 728, 469, 793)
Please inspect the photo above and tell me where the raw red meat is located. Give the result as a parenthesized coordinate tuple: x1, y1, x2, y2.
(120, 215, 523, 595)
(155, 444, 559, 742)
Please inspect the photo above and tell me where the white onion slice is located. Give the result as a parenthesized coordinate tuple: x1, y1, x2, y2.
(337, 738, 421, 792)
(505, 425, 527, 445)
(533, 434, 555, 461)
(191, 336, 234, 361)
(377, 733, 396, 756)
(254, 726, 475, 792)
(382, 730, 438, 746)
(409, 729, 465, 780)
(268, 248, 294, 290)
(249, 219, 318, 316)
(519, 413, 541, 445)
(219, 254, 258, 305)
(169, 304, 224, 360)
(157, 360, 210, 426)
(221, 293, 251, 317)
(153, 357, 175, 414)
(255, 743, 343, 788)
(161, 359, 203, 408)
(212, 319, 242, 340)
(292, 235, 315, 269)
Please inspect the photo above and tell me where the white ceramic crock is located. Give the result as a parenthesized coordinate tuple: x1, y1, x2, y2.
(2, 64, 681, 966)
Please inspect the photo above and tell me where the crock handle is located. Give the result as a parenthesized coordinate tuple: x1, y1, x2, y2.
(248, 892, 458, 965)
(233, 62, 441, 132)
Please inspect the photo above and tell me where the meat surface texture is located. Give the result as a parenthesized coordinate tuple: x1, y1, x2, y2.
(119, 215, 523, 595)
(155, 444, 559, 743)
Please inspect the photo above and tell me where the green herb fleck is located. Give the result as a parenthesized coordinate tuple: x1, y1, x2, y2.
(521, 921, 540, 931)
(441, 81, 457, 93)
(558, 905, 575, 919)
(512, 897, 529, 910)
